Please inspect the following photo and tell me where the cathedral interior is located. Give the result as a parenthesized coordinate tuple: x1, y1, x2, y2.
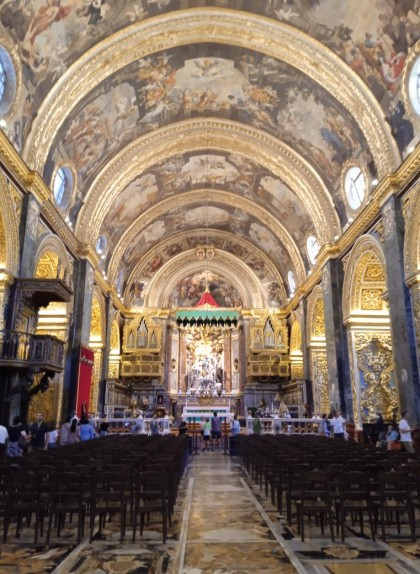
(0, 0, 418, 433)
(1, 2, 420, 573)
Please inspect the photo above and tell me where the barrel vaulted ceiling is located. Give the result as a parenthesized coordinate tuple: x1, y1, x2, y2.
(1, 1, 418, 310)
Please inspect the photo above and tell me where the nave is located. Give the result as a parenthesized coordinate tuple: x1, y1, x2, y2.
(2, 444, 420, 574)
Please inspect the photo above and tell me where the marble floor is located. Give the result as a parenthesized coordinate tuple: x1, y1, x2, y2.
(1, 451, 420, 573)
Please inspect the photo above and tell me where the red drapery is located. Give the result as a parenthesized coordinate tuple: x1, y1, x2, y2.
(76, 346, 94, 418)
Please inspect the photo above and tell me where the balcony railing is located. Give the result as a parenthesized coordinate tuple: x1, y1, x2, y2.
(0, 330, 65, 371)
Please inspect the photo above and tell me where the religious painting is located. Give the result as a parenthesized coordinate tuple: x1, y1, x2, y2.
(101, 173, 159, 246)
(170, 272, 242, 308)
(128, 280, 146, 307)
(44, 45, 373, 195)
(257, 175, 315, 250)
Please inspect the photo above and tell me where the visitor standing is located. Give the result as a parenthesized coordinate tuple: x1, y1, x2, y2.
(398, 411, 415, 453)
(330, 411, 346, 439)
(211, 411, 222, 450)
(29, 412, 49, 452)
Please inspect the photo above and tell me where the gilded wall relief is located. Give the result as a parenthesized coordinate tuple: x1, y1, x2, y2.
(313, 352, 329, 415)
(355, 334, 397, 422)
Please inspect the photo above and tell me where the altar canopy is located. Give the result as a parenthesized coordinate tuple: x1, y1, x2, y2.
(176, 309, 238, 327)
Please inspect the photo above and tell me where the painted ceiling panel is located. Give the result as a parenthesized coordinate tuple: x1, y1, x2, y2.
(0, 2, 416, 306)
(98, 152, 315, 255)
(44, 45, 373, 195)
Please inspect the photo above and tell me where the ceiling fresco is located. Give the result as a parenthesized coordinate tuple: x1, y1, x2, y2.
(116, 199, 295, 281)
(0, 2, 418, 309)
(43, 46, 373, 195)
(98, 152, 316, 255)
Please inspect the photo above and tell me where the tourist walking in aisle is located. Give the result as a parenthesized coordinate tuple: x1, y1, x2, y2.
(211, 411, 222, 450)
(201, 418, 211, 451)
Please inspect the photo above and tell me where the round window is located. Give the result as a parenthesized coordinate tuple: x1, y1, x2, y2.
(53, 166, 73, 208)
(0, 46, 16, 114)
(306, 235, 320, 265)
(408, 56, 420, 116)
(343, 165, 366, 210)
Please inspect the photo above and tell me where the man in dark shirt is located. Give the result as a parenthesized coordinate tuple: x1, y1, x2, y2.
(211, 411, 222, 451)
(29, 412, 48, 452)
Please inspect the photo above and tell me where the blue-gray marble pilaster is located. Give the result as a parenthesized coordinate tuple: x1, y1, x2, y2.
(322, 259, 353, 419)
(381, 195, 420, 421)
(19, 194, 41, 277)
(97, 296, 113, 415)
(62, 259, 94, 418)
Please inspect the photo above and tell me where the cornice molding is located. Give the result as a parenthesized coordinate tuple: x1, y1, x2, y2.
(23, 8, 398, 178)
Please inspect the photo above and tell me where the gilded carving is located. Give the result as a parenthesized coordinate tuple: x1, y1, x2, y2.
(313, 353, 329, 415)
(365, 264, 385, 282)
(90, 297, 102, 340)
(342, 236, 387, 321)
(110, 320, 120, 353)
(361, 289, 384, 311)
(312, 298, 326, 338)
(355, 335, 397, 421)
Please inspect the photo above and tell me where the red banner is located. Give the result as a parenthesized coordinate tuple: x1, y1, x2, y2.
(75, 346, 94, 418)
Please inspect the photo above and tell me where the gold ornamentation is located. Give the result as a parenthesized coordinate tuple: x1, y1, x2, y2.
(361, 288, 384, 310)
(365, 264, 385, 282)
(356, 336, 397, 421)
(342, 236, 387, 322)
(90, 297, 102, 340)
(313, 352, 329, 415)
(110, 320, 120, 353)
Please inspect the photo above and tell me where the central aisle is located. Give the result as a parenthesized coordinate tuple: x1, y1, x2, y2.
(175, 452, 298, 574)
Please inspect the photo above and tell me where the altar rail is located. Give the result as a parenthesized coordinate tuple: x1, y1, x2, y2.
(246, 417, 321, 435)
(182, 405, 231, 422)
(94, 417, 171, 435)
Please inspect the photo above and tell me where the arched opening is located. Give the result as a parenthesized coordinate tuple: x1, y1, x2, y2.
(343, 237, 395, 429)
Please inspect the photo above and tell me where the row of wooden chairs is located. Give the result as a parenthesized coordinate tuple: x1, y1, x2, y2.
(0, 434, 189, 545)
(237, 434, 419, 542)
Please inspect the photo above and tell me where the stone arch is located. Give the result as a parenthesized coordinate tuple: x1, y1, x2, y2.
(0, 171, 19, 276)
(23, 9, 398, 178)
(405, 181, 420, 280)
(342, 234, 395, 426)
(34, 235, 72, 284)
(342, 234, 388, 323)
(404, 182, 420, 358)
(145, 250, 266, 309)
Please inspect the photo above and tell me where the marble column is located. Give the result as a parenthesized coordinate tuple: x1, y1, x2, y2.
(62, 258, 95, 418)
(19, 194, 41, 277)
(322, 260, 353, 419)
(381, 195, 420, 421)
(299, 298, 313, 407)
(97, 295, 112, 415)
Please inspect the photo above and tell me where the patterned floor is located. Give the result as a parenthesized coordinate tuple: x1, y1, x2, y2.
(1, 452, 420, 573)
